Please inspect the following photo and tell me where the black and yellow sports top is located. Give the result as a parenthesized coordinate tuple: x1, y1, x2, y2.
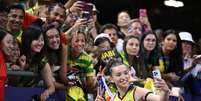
(113, 85, 137, 101)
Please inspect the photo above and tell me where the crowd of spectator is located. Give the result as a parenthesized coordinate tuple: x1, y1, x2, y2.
(0, 0, 201, 101)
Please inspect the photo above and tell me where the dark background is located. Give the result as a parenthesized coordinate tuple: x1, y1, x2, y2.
(92, 0, 201, 41)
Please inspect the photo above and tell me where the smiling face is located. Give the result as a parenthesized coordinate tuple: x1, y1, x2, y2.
(49, 5, 65, 27)
(111, 64, 130, 89)
(143, 34, 157, 52)
(31, 34, 44, 53)
(163, 33, 177, 53)
(126, 38, 140, 56)
(7, 9, 24, 32)
(10, 41, 20, 62)
(0, 34, 14, 56)
(46, 28, 60, 50)
(71, 33, 86, 55)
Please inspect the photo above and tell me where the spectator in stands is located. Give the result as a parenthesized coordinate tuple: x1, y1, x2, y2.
(99, 24, 124, 52)
(47, 3, 66, 28)
(100, 24, 119, 47)
(6, 3, 25, 42)
(60, 30, 96, 101)
(44, 24, 67, 90)
(7, 40, 23, 71)
(0, 29, 14, 101)
(95, 59, 170, 101)
(179, 32, 201, 101)
(139, 31, 160, 77)
(127, 19, 143, 37)
(20, 19, 55, 101)
(159, 29, 183, 87)
(93, 33, 114, 72)
(118, 35, 146, 85)
(179, 32, 195, 71)
(7, 40, 26, 86)
(0, 4, 7, 29)
(117, 10, 131, 38)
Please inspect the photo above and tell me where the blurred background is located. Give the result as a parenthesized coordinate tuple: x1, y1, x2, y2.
(93, 0, 201, 41)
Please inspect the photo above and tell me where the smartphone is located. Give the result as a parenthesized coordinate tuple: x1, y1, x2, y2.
(80, 11, 91, 20)
(152, 69, 161, 79)
(139, 9, 147, 17)
(82, 3, 93, 12)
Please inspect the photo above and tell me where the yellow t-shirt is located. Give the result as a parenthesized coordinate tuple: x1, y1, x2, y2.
(113, 86, 136, 101)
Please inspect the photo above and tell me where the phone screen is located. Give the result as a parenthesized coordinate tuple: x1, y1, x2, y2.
(139, 9, 147, 17)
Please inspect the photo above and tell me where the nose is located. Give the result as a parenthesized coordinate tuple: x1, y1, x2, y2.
(52, 37, 57, 42)
(55, 15, 61, 21)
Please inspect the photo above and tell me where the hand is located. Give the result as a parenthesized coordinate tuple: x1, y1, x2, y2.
(139, 16, 150, 26)
(166, 72, 180, 81)
(154, 78, 170, 93)
(10, 64, 21, 70)
(95, 95, 105, 101)
(192, 55, 201, 65)
(40, 90, 50, 101)
(69, 1, 84, 12)
(72, 18, 88, 29)
(18, 55, 26, 70)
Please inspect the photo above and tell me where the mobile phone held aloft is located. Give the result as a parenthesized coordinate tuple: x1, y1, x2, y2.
(139, 9, 147, 17)
(80, 11, 91, 20)
(152, 69, 161, 79)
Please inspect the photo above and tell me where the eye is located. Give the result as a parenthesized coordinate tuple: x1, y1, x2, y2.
(124, 70, 129, 75)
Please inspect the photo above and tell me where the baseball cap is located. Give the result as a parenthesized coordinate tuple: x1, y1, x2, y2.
(179, 32, 195, 43)
(94, 33, 110, 43)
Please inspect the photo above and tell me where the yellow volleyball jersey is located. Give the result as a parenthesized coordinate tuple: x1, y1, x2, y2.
(113, 86, 136, 101)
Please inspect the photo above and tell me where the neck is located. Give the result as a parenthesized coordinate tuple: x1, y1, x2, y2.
(72, 50, 80, 57)
(117, 85, 129, 98)
(128, 55, 134, 64)
(120, 27, 128, 34)
(162, 46, 170, 55)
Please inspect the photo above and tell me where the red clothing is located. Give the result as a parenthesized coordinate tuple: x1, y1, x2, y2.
(60, 32, 68, 45)
(0, 50, 7, 101)
(22, 12, 37, 30)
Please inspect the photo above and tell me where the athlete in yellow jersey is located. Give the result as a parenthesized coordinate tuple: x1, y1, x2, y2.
(95, 60, 170, 101)
(113, 85, 136, 101)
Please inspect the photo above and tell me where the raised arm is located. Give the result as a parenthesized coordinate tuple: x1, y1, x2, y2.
(40, 63, 55, 101)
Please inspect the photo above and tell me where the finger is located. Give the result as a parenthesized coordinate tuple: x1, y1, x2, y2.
(99, 65, 102, 72)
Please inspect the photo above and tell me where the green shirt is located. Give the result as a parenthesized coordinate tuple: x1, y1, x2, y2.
(67, 51, 95, 81)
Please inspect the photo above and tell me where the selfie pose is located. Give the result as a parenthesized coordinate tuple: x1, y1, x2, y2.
(95, 60, 170, 101)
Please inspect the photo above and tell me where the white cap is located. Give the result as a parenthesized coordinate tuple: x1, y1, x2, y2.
(179, 32, 195, 43)
(94, 33, 110, 43)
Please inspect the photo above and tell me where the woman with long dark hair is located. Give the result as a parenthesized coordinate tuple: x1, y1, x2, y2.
(159, 29, 183, 87)
(139, 31, 159, 77)
(20, 19, 55, 101)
